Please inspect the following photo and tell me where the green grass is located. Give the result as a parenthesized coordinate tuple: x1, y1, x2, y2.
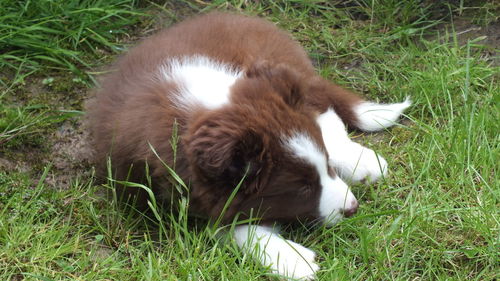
(1, 0, 499, 280)
(0, 0, 145, 81)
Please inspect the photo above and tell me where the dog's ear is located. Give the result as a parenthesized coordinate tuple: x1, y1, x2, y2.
(246, 61, 304, 108)
(186, 114, 267, 191)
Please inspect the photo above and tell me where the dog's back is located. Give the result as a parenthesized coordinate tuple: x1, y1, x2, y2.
(87, 12, 314, 184)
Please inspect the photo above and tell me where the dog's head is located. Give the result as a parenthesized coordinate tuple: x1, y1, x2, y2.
(184, 63, 358, 225)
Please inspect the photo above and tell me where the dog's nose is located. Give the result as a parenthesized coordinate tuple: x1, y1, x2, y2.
(343, 199, 359, 217)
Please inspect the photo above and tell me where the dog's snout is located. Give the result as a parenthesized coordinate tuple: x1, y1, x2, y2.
(343, 199, 359, 217)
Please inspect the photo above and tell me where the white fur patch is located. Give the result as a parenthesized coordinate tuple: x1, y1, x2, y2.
(317, 109, 388, 184)
(284, 133, 357, 225)
(318, 176, 355, 225)
(234, 225, 319, 280)
(158, 56, 243, 110)
(355, 97, 411, 132)
(285, 133, 329, 177)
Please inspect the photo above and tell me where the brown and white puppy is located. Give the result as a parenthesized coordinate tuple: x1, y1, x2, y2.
(86, 12, 410, 280)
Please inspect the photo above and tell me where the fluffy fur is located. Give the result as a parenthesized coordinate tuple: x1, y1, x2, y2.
(86, 12, 410, 280)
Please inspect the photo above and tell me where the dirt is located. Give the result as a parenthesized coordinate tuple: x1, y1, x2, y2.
(44, 119, 94, 188)
(433, 18, 500, 65)
(454, 19, 500, 48)
(1, 74, 93, 189)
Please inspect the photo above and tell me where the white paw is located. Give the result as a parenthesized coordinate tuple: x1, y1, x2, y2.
(330, 142, 388, 184)
(265, 239, 319, 280)
(234, 225, 319, 280)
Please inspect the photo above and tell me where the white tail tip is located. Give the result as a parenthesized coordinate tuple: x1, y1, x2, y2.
(354, 97, 411, 132)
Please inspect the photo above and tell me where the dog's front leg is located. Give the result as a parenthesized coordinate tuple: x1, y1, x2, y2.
(316, 108, 388, 184)
(234, 225, 319, 280)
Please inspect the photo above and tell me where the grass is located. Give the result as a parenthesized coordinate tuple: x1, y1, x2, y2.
(0, 0, 145, 81)
(1, 0, 499, 280)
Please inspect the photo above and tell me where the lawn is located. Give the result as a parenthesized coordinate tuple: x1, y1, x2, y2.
(0, 0, 498, 280)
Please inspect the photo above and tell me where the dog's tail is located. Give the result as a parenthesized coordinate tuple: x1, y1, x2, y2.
(305, 77, 411, 132)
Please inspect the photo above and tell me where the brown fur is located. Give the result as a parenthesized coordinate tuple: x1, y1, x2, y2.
(86, 12, 366, 224)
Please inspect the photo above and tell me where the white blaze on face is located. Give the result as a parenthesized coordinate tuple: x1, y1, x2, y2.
(284, 133, 357, 225)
